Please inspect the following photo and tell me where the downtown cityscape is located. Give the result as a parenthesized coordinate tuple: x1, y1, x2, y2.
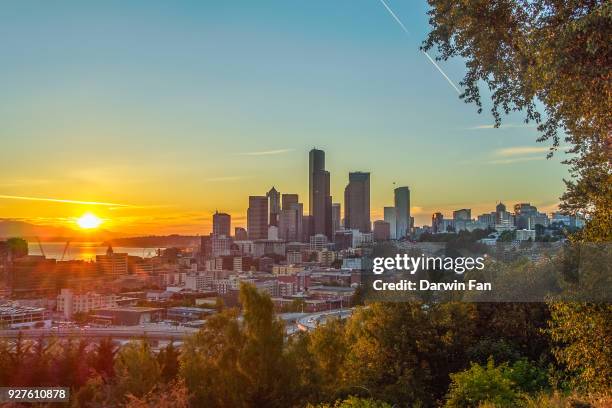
(0, 148, 583, 332)
(0, 0, 608, 406)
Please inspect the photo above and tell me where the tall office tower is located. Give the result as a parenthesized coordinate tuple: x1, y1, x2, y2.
(344, 172, 371, 232)
(279, 201, 304, 242)
(281, 193, 298, 210)
(247, 196, 268, 240)
(212, 211, 231, 237)
(267, 187, 281, 226)
(394, 186, 411, 239)
(495, 202, 508, 224)
(302, 215, 313, 242)
(309, 149, 332, 239)
(234, 227, 248, 241)
(384, 206, 397, 239)
(373, 220, 391, 241)
(332, 203, 341, 233)
(432, 212, 444, 233)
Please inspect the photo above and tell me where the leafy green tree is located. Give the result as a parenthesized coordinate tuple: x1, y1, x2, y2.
(423, 1, 610, 230)
(91, 337, 117, 379)
(180, 309, 246, 408)
(157, 341, 180, 382)
(238, 283, 291, 407)
(307, 317, 348, 401)
(180, 283, 295, 408)
(7, 237, 28, 258)
(307, 396, 393, 408)
(547, 302, 612, 393)
(445, 359, 518, 408)
(113, 341, 162, 402)
(504, 359, 549, 394)
(343, 303, 439, 407)
(124, 380, 190, 408)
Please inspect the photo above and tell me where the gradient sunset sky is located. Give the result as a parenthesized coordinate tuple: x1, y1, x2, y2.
(0, 0, 569, 235)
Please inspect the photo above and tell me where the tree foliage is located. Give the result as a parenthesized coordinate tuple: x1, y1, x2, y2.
(423, 0, 611, 229)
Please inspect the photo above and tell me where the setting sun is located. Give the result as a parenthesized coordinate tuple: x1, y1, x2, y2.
(76, 213, 103, 229)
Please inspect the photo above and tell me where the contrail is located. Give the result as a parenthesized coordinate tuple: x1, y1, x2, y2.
(378, 0, 461, 94)
(0, 194, 134, 207)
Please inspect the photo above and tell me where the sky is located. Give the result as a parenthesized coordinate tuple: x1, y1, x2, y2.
(0, 0, 569, 236)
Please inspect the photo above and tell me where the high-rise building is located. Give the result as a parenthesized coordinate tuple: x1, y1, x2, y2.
(211, 234, 232, 257)
(394, 186, 411, 239)
(234, 227, 248, 241)
(267, 187, 281, 226)
(432, 212, 444, 233)
(309, 149, 332, 239)
(281, 194, 298, 210)
(495, 202, 508, 224)
(212, 211, 231, 237)
(279, 202, 303, 242)
(384, 207, 397, 239)
(453, 209, 471, 221)
(247, 196, 268, 240)
(96, 246, 128, 277)
(302, 215, 313, 242)
(332, 203, 341, 233)
(344, 172, 371, 233)
(373, 220, 391, 241)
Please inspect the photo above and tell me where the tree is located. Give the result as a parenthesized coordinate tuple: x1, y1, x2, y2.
(423, 1, 611, 234)
(113, 341, 162, 403)
(238, 283, 292, 407)
(124, 380, 190, 408)
(7, 237, 28, 258)
(180, 283, 296, 408)
(547, 302, 612, 393)
(342, 303, 439, 406)
(157, 342, 180, 382)
(91, 337, 117, 379)
(445, 359, 517, 408)
(307, 396, 393, 408)
(307, 318, 349, 401)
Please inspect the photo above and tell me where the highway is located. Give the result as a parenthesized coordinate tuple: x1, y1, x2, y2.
(296, 309, 353, 331)
(0, 324, 198, 341)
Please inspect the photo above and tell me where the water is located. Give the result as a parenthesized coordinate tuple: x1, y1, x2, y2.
(28, 242, 158, 261)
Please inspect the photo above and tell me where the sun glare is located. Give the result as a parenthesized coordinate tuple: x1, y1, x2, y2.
(77, 213, 102, 229)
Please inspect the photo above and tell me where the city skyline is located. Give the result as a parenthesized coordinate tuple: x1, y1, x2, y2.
(0, 1, 568, 236)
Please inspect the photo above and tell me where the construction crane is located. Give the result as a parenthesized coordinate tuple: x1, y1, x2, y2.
(60, 240, 71, 261)
(35, 237, 45, 258)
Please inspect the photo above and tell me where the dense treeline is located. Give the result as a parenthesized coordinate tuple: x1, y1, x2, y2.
(1, 282, 610, 407)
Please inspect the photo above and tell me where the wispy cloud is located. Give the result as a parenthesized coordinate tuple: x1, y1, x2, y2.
(0, 194, 136, 207)
(494, 146, 550, 157)
(487, 156, 545, 165)
(235, 149, 294, 156)
(466, 123, 536, 130)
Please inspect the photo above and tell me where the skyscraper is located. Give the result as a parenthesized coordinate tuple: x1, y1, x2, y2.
(212, 211, 231, 237)
(267, 187, 280, 226)
(281, 194, 298, 210)
(432, 212, 444, 233)
(384, 206, 397, 239)
(331, 203, 341, 233)
(279, 202, 303, 242)
(344, 172, 371, 232)
(247, 196, 268, 240)
(394, 186, 410, 239)
(309, 149, 332, 239)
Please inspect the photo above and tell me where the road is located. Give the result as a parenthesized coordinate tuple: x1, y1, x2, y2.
(0, 324, 198, 341)
(296, 309, 353, 331)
